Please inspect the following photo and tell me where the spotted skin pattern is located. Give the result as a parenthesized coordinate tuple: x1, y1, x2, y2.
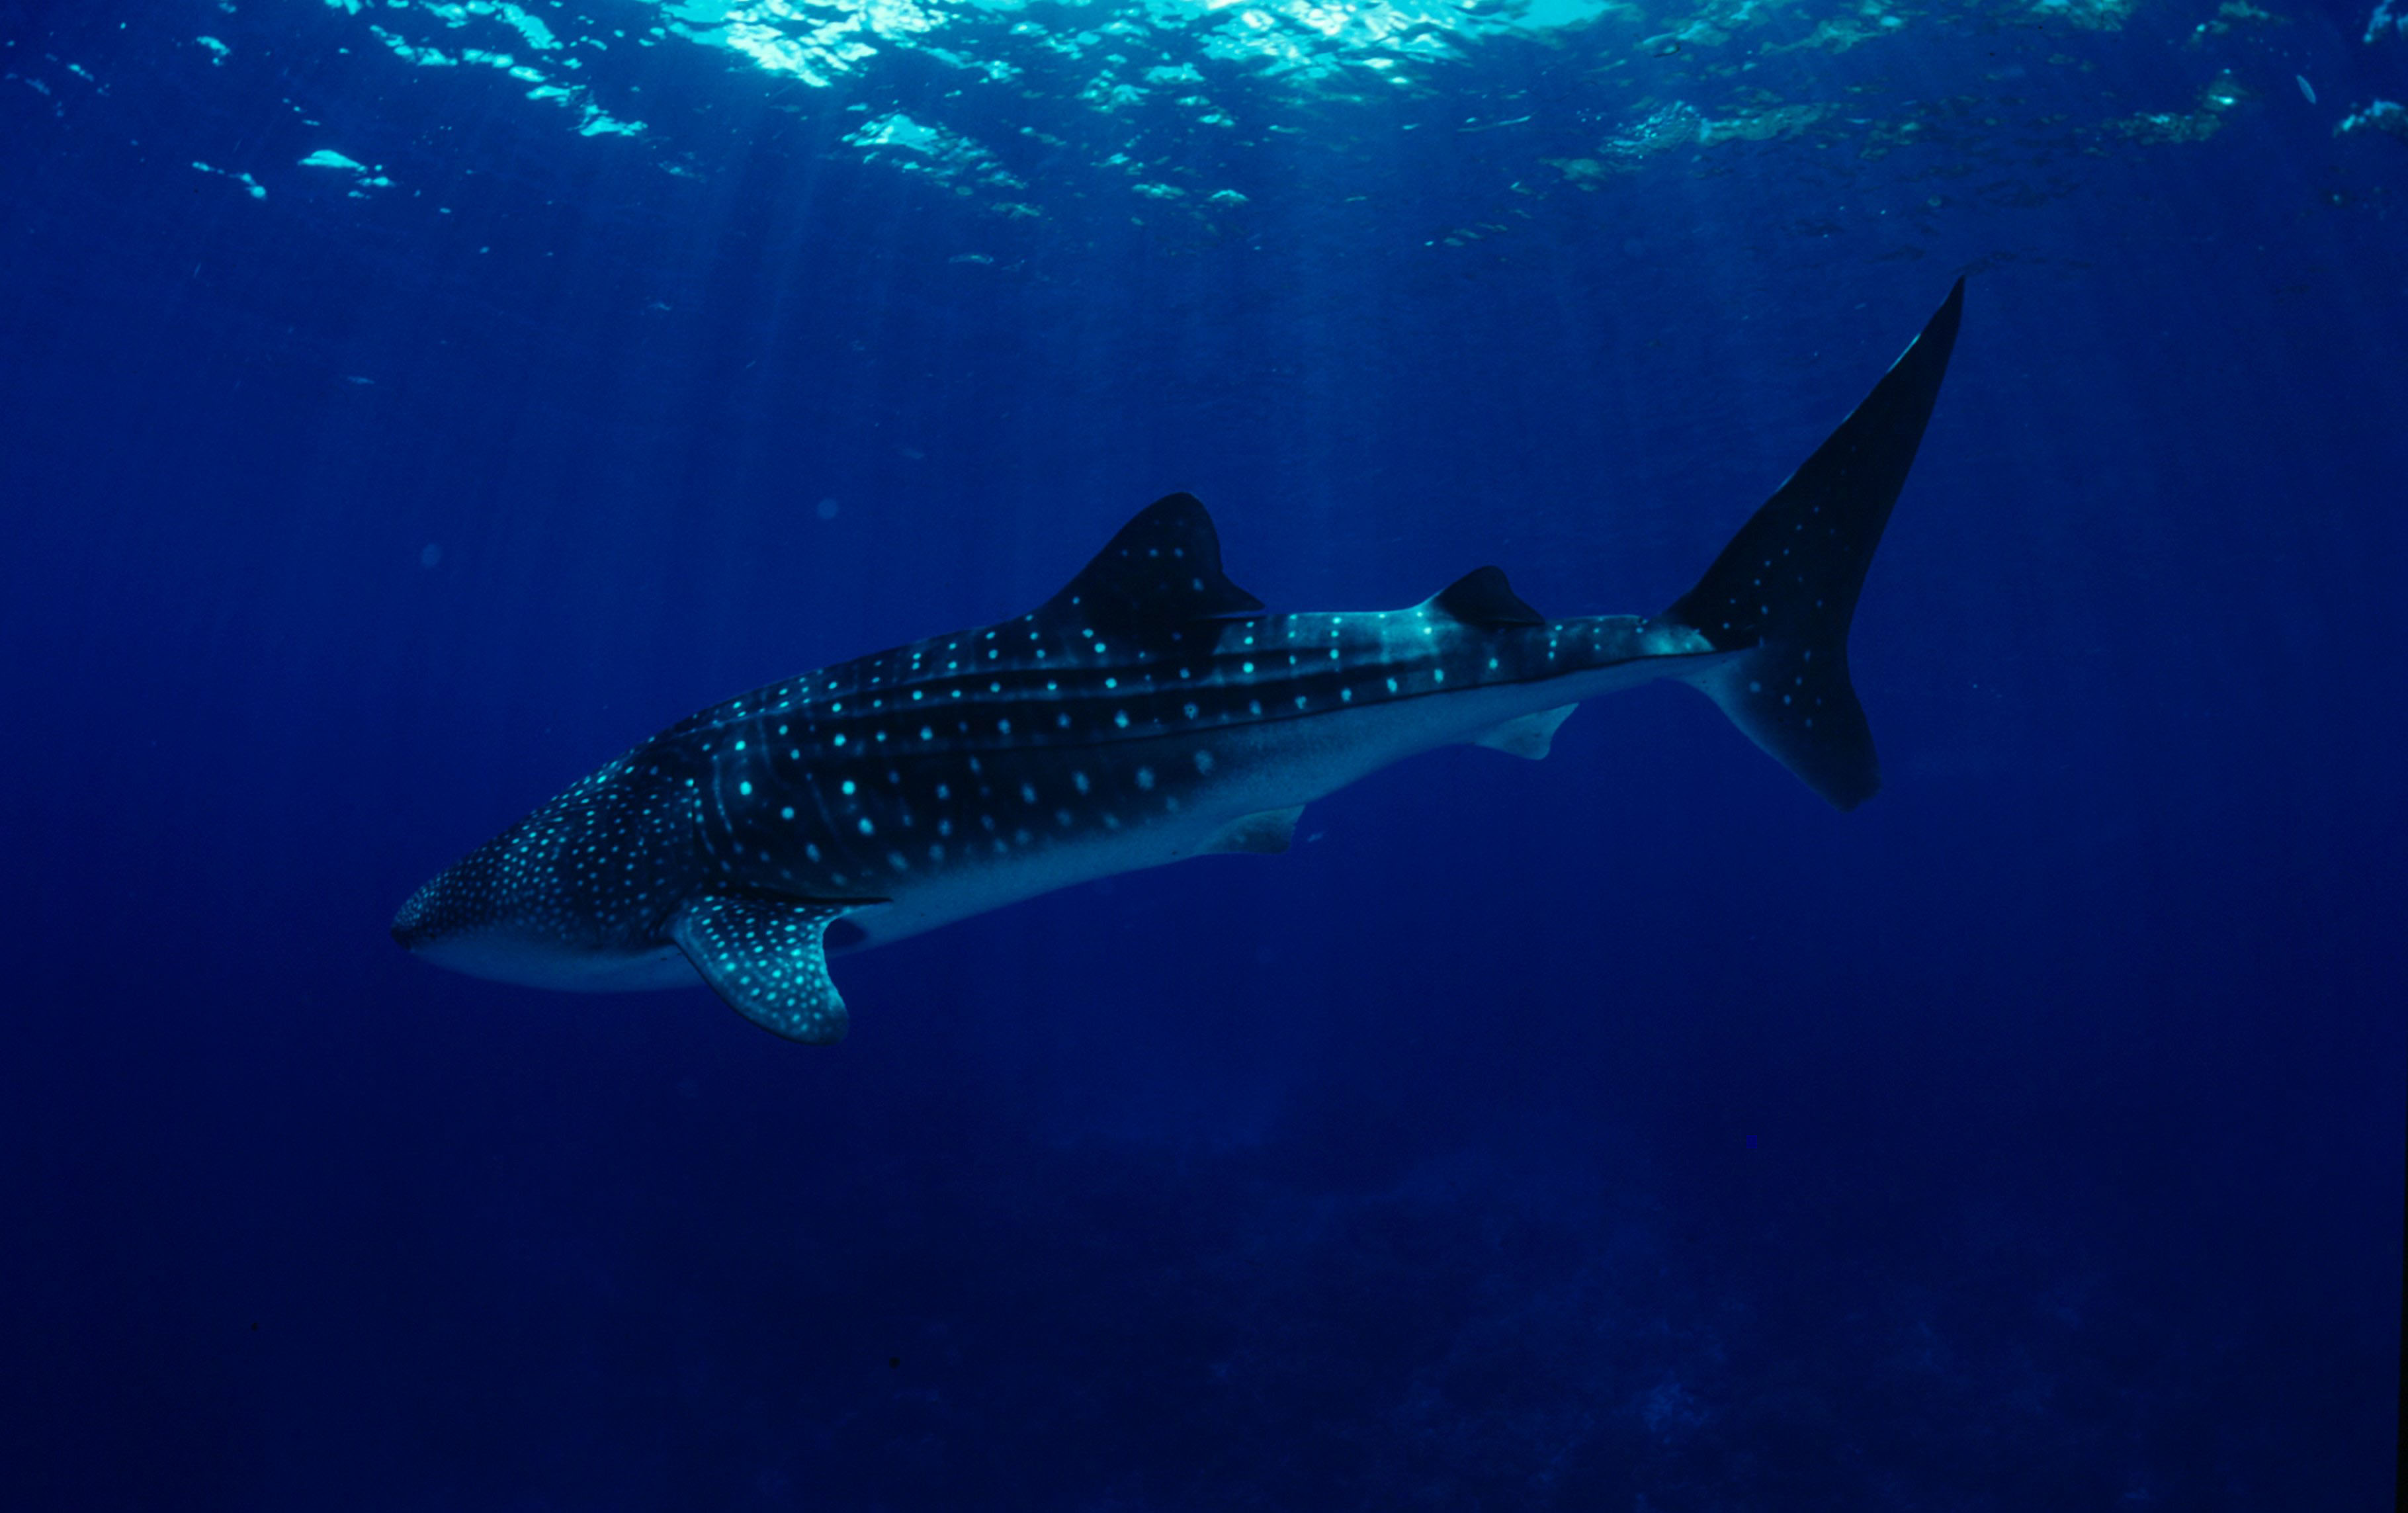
(394, 282, 1963, 1042)
(680, 595, 1683, 917)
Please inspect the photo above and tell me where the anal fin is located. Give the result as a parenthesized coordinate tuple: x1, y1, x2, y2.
(669, 894, 869, 1045)
(1202, 805, 1305, 855)
(1475, 704, 1578, 760)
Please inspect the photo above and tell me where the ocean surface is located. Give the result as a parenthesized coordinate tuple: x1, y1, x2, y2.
(4, 0, 2404, 1506)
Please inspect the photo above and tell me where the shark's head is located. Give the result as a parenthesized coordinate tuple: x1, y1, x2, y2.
(393, 795, 701, 993)
(390, 846, 562, 984)
(390, 853, 496, 955)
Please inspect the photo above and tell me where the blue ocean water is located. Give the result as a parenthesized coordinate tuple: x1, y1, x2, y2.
(3, 0, 2404, 1505)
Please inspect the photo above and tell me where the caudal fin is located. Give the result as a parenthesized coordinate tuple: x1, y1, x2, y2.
(1660, 279, 1965, 810)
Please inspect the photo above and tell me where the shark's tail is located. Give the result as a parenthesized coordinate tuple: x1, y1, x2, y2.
(1658, 279, 1964, 811)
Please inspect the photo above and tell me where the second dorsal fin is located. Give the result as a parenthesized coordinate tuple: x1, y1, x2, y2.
(1428, 566, 1546, 628)
(1039, 493, 1265, 632)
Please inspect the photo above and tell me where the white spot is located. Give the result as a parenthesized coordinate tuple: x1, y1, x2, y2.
(738, 781, 753, 795)
(857, 818, 876, 835)
(1136, 767, 1156, 790)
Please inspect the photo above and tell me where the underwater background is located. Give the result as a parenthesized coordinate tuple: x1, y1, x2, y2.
(3, 0, 2404, 1505)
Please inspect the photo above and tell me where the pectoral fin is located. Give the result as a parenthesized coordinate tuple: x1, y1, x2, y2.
(669, 894, 869, 1045)
(1475, 704, 1578, 760)
(1203, 805, 1305, 855)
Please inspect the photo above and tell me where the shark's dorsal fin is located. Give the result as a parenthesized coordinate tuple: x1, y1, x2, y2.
(1428, 566, 1546, 628)
(669, 892, 877, 1045)
(1039, 493, 1265, 632)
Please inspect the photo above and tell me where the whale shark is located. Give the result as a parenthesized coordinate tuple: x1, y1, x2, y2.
(394, 281, 1964, 1043)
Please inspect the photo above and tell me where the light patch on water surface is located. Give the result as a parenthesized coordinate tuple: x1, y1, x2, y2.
(1542, 99, 1827, 185)
(333, 0, 648, 137)
(2030, 0, 2139, 28)
(192, 161, 268, 198)
(2336, 98, 2408, 140)
(304, 0, 2303, 231)
(2110, 71, 2249, 142)
(330, 0, 1652, 207)
(666, 0, 1633, 90)
(300, 148, 399, 193)
(842, 110, 1040, 212)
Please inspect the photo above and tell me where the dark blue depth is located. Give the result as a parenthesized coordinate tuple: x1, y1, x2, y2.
(3, 0, 2403, 1506)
